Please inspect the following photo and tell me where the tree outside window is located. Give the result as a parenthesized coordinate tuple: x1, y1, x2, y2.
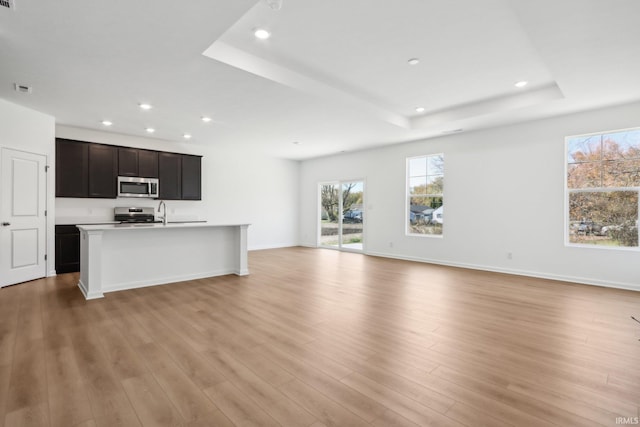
(566, 128, 640, 248)
(320, 182, 361, 222)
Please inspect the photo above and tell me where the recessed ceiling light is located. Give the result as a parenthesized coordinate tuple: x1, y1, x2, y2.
(183, 133, 192, 140)
(254, 28, 271, 40)
(292, 141, 301, 145)
(201, 116, 212, 123)
(139, 103, 153, 110)
(415, 106, 425, 113)
(407, 58, 420, 65)
(515, 81, 528, 88)
(145, 127, 155, 133)
(101, 120, 113, 126)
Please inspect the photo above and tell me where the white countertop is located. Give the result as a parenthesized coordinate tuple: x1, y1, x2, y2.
(76, 222, 249, 232)
(56, 217, 120, 225)
(56, 215, 206, 225)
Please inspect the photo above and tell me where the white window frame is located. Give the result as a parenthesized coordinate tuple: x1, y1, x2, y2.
(564, 127, 640, 251)
(406, 153, 444, 238)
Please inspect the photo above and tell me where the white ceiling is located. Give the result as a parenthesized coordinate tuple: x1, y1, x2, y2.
(1, 0, 639, 159)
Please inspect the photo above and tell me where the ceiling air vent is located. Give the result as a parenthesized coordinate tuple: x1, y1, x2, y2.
(14, 83, 32, 94)
(0, 0, 15, 10)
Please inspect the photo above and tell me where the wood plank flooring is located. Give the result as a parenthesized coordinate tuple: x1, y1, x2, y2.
(1, 247, 639, 426)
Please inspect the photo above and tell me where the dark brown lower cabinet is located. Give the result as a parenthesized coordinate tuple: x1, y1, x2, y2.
(55, 225, 80, 274)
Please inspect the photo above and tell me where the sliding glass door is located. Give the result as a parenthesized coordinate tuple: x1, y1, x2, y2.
(319, 180, 364, 252)
(320, 183, 340, 248)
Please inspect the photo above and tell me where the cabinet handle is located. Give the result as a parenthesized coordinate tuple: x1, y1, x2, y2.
(2, 222, 10, 226)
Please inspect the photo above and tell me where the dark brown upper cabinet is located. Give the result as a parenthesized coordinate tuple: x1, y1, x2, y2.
(88, 144, 117, 198)
(138, 149, 159, 178)
(56, 138, 89, 198)
(181, 155, 202, 200)
(158, 152, 182, 200)
(56, 138, 199, 200)
(118, 147, 159, 178)
(118, 147, 139, 176)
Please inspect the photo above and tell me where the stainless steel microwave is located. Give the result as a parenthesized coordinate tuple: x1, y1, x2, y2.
(117, 176, 159, 198)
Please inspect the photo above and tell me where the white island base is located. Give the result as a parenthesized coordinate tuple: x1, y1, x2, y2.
(76, 223, 249, 299)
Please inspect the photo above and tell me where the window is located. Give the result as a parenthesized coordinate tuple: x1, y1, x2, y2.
(566, 128, 640, 248)
(407, 154, 444, 236)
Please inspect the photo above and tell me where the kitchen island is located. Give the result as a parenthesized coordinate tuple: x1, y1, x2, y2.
(76, 222, 249, 299)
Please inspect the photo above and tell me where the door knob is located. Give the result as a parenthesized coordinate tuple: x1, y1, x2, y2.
(2, 222, 10, 226)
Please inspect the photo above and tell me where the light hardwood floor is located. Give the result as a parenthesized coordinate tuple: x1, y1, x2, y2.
(1, 247, 639, 427)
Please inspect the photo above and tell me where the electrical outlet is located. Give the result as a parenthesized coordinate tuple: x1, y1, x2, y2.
(389, 241, 394, 248)
(507, 252, 513, 260)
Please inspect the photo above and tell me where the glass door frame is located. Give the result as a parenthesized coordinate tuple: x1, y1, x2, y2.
(317, 179, 365, 253)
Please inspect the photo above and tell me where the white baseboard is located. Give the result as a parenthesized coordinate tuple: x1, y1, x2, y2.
(101, 268, 236, 295)
(249, 243, 299, 251)
(77, 279, 103, 300)
(365, 250, 640, 292)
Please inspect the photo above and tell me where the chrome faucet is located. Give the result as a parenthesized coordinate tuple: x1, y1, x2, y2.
(157, 200, 167, 225)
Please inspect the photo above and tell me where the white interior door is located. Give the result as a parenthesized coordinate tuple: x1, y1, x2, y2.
(0, 148, 47, 287)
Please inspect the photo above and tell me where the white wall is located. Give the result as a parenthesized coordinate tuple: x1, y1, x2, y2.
(299, 101, 640, 291)
(56, 126, 299, 251)
(203, 146, 300, 250)
(0, 99, 56, 276)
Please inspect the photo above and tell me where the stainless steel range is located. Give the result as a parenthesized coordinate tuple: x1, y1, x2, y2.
(114, 207, 157, 223)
